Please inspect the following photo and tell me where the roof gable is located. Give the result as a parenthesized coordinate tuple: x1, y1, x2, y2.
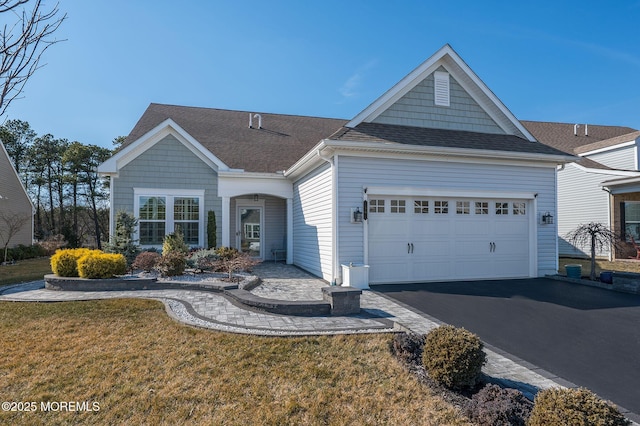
(0, 140, 33, 209)
(348, 44, 535, 141)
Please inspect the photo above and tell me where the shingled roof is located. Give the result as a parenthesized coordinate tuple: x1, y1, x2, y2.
(124, 103, 347, 173)
(329, 122, 569, 157)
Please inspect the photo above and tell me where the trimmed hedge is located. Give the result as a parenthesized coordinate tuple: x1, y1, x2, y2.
(51, 248, 97, 277)
(422, 325, 486, 391)
(528, 387, 630, 426)
(77, 252, 127, 279)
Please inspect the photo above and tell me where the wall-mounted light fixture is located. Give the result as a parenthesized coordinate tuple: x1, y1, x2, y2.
(253, 194, 259, 202)
(351, 207, 363, 224)
(541, 212, 554, 225)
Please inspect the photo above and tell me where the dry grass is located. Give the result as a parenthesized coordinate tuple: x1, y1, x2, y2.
(0, 257, 52, 287)
(559, 257, 640, 278)
(0, 299, 470, 426)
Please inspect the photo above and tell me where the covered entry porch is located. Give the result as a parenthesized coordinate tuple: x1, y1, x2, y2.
(218, 172, 293, 263)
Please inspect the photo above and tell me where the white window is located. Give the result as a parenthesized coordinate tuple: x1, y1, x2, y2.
(496, 202, 509, 215)
(434, 71, 450, 107)
(475, 202, 488, 215)
(456, 201, 470, 215)
(134, 189, 204, 247)
(624, 202, 640, 241)
(391, 199, 406, 213)
(513, 202, 526, 215)
(369, 199, 384, 213)
(434, 200, 449, 214)
(414, 200, 429, 214)
(244, 223, 260, 239)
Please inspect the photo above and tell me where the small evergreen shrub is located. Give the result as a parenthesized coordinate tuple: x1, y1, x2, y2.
(77, 252, 127, 279)
(104, 210, 140, 266)
(162, 231, 189, 256)
(51, 248, 97, 277)
(207, 210, 217, 249)
(389, 332, 424, 364)
(422, 325, 486, 391)
(188, 248, 218, 273)
(464, 384, 532, 426)
(156, 251, 186, 277)
(132, 251, 161, 272)
(528, 387, 630, 426)
(4, 244, 47, 261)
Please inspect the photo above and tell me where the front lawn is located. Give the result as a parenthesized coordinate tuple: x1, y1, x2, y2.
(0, 257, 52, 287)
(559, 257, 640, 278)
(0, 299, 470, 425)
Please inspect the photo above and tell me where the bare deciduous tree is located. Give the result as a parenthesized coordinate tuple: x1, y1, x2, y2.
(565, 222, 620, 281)
(0, 210, 31, 263)
(0, 0, 66, 116)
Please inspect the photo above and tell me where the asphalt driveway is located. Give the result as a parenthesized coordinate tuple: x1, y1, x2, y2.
(374, 278, 640, 420)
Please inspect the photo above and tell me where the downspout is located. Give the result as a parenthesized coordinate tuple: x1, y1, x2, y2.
(318, 148, 339, 285)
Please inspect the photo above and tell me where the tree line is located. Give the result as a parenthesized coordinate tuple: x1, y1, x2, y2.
(1, 119, 122, 249)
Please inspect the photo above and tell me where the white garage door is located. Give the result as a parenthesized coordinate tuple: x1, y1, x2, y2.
(367, 196, 531, 284)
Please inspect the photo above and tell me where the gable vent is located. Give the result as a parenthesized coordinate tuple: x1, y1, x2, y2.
(434, 71, 450, 107)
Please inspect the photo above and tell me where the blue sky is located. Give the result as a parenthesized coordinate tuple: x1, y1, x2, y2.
(4, 0, 640, 148)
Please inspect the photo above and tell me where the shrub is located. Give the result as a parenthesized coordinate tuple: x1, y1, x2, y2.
(188, 248, 218, 273)
(389, 332, 424, 364)
(215, 246, 239, 260)
(207, 210, 217, 249)
(528, 387, 630, 426)
(162, 230, 189, 256)
(77, 252, 127, 279)
(50, 248, 97, 277)
(132, 251, 161, 272)
(104, 210, 139, 266)
(214, 247, 259, 279)
(4, 244, 47, 261)
(156, 251, 186, 277)
(422, 325, 486, 391)
(464, 384, 532, 426)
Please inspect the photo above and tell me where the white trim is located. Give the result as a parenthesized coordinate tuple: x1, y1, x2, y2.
(346, 44, 536, 142)
(365, 186, 537, 200)
(218, 172, 293, 199)
(570, 162, 640, 177)
(578, 140, 636, 157)
(98, 118, 229, 175)
(133, 188, 205, 248)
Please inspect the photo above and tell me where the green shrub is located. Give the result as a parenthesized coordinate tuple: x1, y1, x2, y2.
(5, 244, 47, 261)
(77, 252, 127, 279)
(215, 246, 239, 260)
(132, 251, 161, 272)
(422, 325, 486, 391)
(162, 231, 189, 256)
(528, 387, 630, 426)
(50, 248, 98, 277)
(464, 384, 532, 426)
(156, 251, 186, 277)
(188, 248, 218, 273)
(207, 210, 217, 249)
(104, 210, 139, 266)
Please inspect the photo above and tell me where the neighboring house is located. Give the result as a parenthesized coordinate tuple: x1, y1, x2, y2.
(522, 121, 640, 259)
(0, 140, 34, 248)
(98, 45, 573, 285)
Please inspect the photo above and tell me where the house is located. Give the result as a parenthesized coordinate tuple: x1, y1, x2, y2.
(98, 44, 573, 285)
(0, 140, 34, 249)
(522, 121, 640, 259)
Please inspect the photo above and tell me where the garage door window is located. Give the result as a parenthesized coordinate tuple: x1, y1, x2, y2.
(434, 201, 449, 214)
(496, 202, 509, 215)
(391, 200, 406, 213)
(513, 202, 526, 215)
(475, 202, 488, 215)
(414, 200, 429, 214)
(456, 201, 470, 215)
(369, 199, 384, 213)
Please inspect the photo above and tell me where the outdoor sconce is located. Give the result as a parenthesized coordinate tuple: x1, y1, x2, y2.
(541, 212, 554, 225)
(351, 207, 363, 224)
(253, 194, 259, 202)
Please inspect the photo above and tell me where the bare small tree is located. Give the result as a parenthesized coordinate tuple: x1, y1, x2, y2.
(565, 222, 619, 281)
(0, 0, 66, 116)
(0, 210, 31, 263)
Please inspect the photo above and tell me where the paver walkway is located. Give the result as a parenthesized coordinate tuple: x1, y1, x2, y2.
(0, 263, 563, 400)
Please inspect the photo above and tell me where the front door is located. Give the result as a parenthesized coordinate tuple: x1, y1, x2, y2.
(237, 206, 262, 258)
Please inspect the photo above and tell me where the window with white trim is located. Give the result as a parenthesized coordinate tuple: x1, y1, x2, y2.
(495, 202, 509, 215)
(414, 200, 429, 214)
(244, 223, 260, 239)
(475, 202, 488, 215)
(391, 199, 406, 213)
(456, 201, 470, 215)
(623, 202, 640, 241)
(135, 190, 203, 247)
(512, 202, 526, 215)
(434, 200, 449, 214)
(369, 199, 384, 213)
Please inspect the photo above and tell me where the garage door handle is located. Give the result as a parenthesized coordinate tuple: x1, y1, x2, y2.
(411, 243, 414, 254)
(408, 243, 411, 254)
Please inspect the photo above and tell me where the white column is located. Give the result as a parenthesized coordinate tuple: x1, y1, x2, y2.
(221, 196, 230, 247)
(286, 197, 293, 264)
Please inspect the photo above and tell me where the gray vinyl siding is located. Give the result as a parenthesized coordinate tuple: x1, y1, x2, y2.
(586, 145, 637, 171)
(336, 155, 558, 277)
(111, 135, 220, 246)
(373, 67, 505, 134)
(0, 146, 32, 246)
(557, 164, 611, 257)
(292, 163, 333, 280)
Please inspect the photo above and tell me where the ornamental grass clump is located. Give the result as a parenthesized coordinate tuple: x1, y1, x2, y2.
(77, 252, 127, 279)
(422, 325, 486, 391)
(528, 387, 630, 426)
